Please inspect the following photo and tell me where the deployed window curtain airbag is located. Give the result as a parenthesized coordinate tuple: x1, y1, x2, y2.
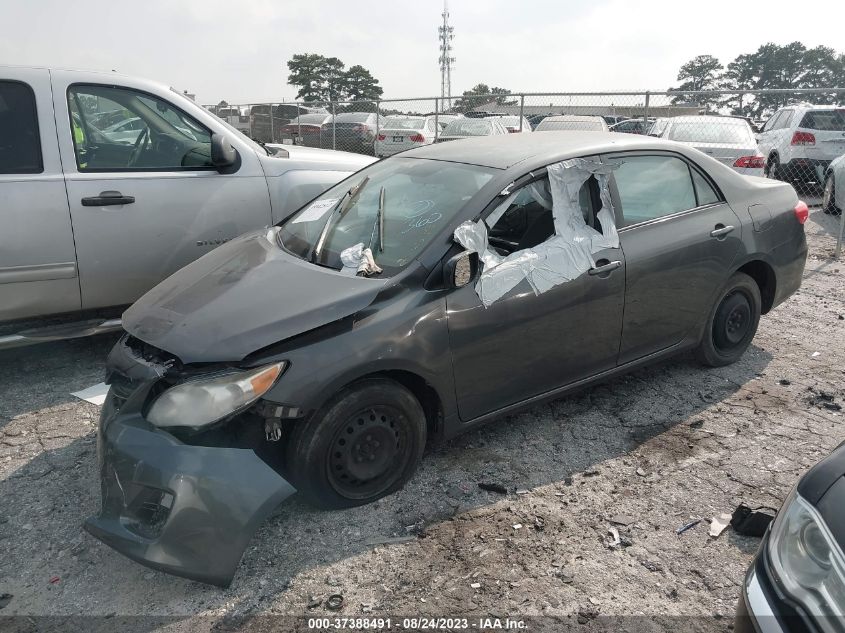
(453, 158, 622, 307)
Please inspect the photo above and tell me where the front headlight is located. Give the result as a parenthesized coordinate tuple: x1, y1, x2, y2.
(768, 488, 845, 629)
(147, 362, 286, 429)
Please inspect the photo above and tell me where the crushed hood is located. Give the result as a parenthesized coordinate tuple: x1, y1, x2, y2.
(122, 229, 387, 363)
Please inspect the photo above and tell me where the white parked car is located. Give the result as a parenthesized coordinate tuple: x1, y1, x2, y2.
(375, 116, 439, 156)
(534, 115, 609, 132)
(655, 115, 765, 177)
(434, 118, 508, 142)
(499, 115, 533, 133)
(756, 104, 845, 185)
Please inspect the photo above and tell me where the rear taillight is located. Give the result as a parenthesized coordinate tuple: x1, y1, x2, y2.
(377, 134, 385, 141)
(409, 133, 425, 143)
(733, 155, 766, 169)
(791, 131, 816, 146)
(794, 200, 809, 224)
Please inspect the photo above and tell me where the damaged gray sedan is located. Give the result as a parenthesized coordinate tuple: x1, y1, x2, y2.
(86, 132, 808, 586)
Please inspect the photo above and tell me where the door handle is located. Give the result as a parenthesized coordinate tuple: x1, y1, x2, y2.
(81, 191, 136, 207)
(710, 224, 735, 238)
(588, 259, 622, 276)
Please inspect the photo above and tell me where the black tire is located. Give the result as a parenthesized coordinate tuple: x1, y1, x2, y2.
(823, 172, 841, 215)
(695, 272, 762, 367)
(765, 156, 781, 181)
(285, 378, 426, 509)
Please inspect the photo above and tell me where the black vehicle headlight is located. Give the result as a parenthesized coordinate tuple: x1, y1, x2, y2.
(768, 488, 845, 628)
(147, 362, 286, 429)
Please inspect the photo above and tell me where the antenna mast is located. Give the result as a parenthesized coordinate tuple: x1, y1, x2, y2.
(438, 0, 455, 109)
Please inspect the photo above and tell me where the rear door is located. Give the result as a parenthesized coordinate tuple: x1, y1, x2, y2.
(608, 152, 743, 365)
(51, 72, 272, 310)
(0, 68, 80, 322)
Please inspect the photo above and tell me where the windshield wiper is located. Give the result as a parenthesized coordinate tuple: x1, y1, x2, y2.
(311, 175, 370, 264)
(368, 186, 385, 254)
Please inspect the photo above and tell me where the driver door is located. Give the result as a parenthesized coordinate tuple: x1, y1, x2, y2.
(50, 71, 272, 309)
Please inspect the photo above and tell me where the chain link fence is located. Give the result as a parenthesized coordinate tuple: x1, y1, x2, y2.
(206, 89, 845, 209)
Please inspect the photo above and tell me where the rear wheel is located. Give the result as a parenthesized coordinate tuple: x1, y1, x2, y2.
(823, 172, 841, 215)
(765, 156, 781, 181)
(285, 378, 426, 509)
(695, 272, 762, 367)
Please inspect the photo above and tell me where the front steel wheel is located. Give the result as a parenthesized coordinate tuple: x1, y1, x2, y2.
(286, 378, 426, 509)
(695, 272, 761, 367)
(823, 173, 841, 215)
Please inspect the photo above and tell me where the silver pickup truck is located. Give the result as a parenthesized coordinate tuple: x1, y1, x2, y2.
(0, 65, 374, 348)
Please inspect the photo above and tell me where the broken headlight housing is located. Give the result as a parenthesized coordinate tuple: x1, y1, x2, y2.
(147, 362, 286, 430)
(768, 488, 845, 630)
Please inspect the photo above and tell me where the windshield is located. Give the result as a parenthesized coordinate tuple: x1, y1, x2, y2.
(442, 119, 496, 136)
(278, 157, 497, 274)
(384, 117, 425, 130)
(669, 120, 753, 144)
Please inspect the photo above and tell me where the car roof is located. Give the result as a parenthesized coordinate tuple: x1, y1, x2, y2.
(402, 130, 690, 169)
(668, 115, 749, 125)
(543, 115, 606, 122)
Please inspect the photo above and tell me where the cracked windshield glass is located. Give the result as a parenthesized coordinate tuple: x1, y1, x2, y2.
(278, 157, 495, 274)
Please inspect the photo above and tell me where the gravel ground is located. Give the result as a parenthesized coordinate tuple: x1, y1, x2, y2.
(0, 206, 843, 631)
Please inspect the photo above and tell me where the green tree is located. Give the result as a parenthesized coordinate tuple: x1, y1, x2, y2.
(670, 55, 724, 108)
(452, 83, 516, 113)
(342, 64, 383, 107)
(287, 53, 330, 102)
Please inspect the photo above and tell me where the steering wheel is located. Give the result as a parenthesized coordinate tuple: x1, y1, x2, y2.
(128, 127, 150, 167)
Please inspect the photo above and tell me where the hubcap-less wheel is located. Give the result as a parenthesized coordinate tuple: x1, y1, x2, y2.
(823, 175, 836, 213)
(713, 290, 752, 352)
(766, 160, 779, 180)
(327, 406, 408, 500)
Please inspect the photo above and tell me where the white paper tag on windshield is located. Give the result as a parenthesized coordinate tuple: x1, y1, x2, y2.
(292, 198, 338, 224)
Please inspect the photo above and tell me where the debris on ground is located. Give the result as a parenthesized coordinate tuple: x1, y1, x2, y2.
(635, 467, 647, 477)
(806, 387, 841, 411)
(709, 513, 732, 538)
(470, 582, 481, 589)
(325, 594, 344, 611)
(606, 526, 621, 548)
(512, 523, 522, 530)
(779, 379, 791, 386)
(676, 519, 701, 535)
(48, 576, 60, 585)
(608, 514, 635, 526)
(0, 594, 12, 609)
(478, 482, 508, 494)
(307, 596, 321, 609)
(731, 504, 777, 537)
(689, 419, 704, 429)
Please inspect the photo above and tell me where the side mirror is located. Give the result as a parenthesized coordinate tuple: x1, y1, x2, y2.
(444, 251, 479, 289)
(211, 133, 237, 171)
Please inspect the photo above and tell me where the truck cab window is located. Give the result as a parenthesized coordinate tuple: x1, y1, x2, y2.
(0, 80, 42, 174)
(67, 85, 214, 171)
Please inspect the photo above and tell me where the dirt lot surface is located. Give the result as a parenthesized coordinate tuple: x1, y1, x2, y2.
(0, 207, 843, 632)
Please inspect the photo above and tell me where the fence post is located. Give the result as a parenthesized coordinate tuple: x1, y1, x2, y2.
(643, 91, 650, 130)
(269, 103, 274, 144)
(249, 103, 255, 139)
(434, 98, 439, 141)
(518, 94, 525, 132)
(332, 101, 336, 150)
(297, 102, 302, 145)
(375, 100, 380, 156)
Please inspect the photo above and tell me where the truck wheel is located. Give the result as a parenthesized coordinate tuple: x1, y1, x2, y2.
(286, 378, 426, 509)
(823, 172, 841, 215)
(695, 272, 761, 367)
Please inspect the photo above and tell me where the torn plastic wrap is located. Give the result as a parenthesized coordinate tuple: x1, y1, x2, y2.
(340, 242, 383, 276)
(453, 158, 622, 307)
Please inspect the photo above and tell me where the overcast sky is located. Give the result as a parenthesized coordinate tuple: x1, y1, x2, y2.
(2, 0, 844, 105)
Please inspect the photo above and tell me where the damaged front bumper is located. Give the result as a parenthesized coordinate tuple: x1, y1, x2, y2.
(84, 383, 296, 587)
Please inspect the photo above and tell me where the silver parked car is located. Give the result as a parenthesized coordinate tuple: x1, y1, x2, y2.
(534, 115, 609, 132)
(375, 116, 439, 156)
(0, 66, 375, 347)
(654, 115, 765, 177)
(435, 118, 508, 142)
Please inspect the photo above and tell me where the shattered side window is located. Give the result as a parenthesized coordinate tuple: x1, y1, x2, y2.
(454, 158, 621, 307)
(486, 177, 597, 256)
